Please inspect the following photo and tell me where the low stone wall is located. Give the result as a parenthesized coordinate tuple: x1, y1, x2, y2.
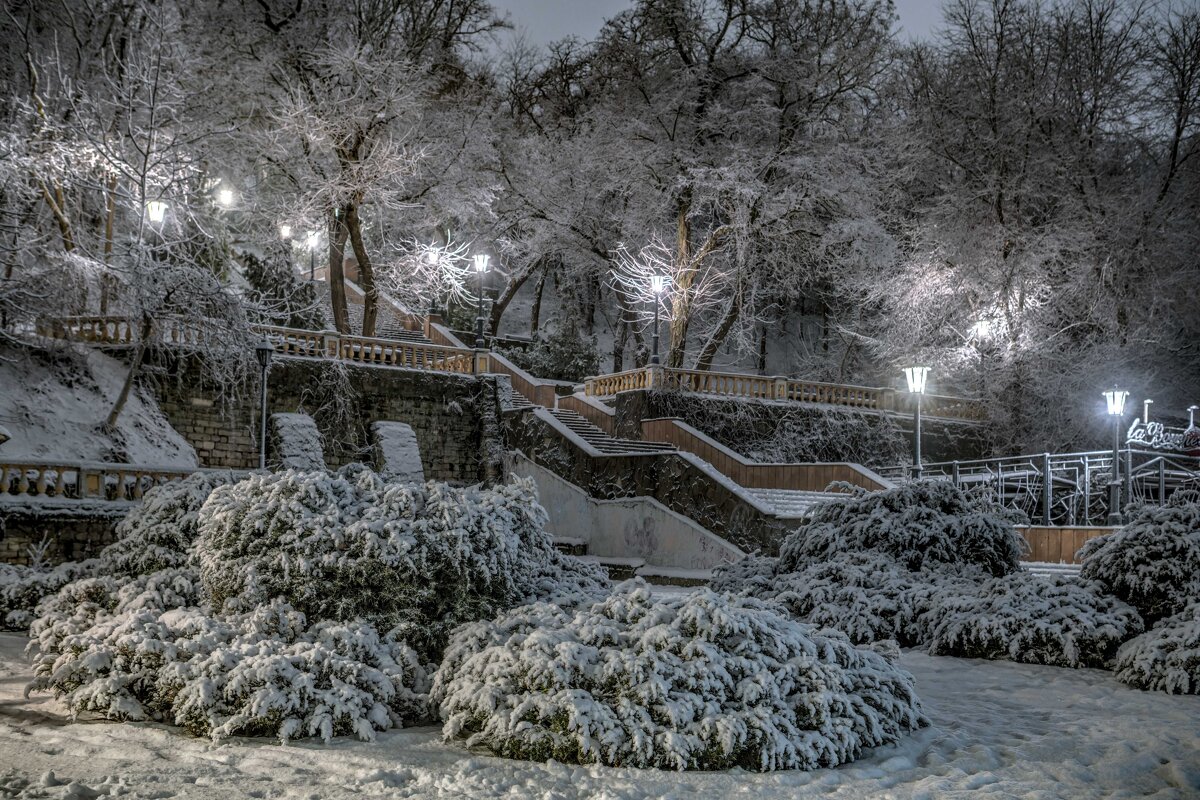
(503, 410, 794, 556)
(153, 354, 506, 484)
(611, 390, 987, 465)
(0, 500, 127, 565)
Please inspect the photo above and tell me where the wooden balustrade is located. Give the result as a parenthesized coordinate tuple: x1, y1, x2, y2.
(784, 380, 885, 410)
(38, 316, 136, 344)
(335, 334, 474, 373)
(0, 461, 197, 502)
(584, 368, 654, 397)
(664, 369, 779, 399)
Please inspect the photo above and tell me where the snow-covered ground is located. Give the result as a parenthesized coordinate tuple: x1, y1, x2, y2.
(1, 632, 1197, 799)
(0, 347, 197, 466)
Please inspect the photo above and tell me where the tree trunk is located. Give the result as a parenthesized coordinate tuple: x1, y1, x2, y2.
(345, 204, 377, 337)
(104, 315, 153, 430)
(327, 207, 350, 334)
(528, 265, 547, 336)
(756, 324, 767, 374)
(489, 257, 540, 336)
(100, 175, 116, 314)
(612, 317, 628, 373)
(694, 290, 741, 371)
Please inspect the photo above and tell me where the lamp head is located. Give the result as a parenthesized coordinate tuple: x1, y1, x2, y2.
(254, 339, 274, 369)
(217, 187, 235, 207)
(145, 200, 168, 223)
(1103, 388, 1129, 416)
(903, 366, 930, 394)
(650, 274, 668, 295)
(473, 254, 490, 273)
(306, 230, 320, 250)
(279, 224, 292, 240)
(426, 248, 439, 265)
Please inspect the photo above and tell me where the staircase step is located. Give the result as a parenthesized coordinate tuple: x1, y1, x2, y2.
(746, 488, 843, 518)
(548, 410, 678, 455)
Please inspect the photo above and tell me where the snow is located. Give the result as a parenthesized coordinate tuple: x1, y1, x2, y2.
(0, 346, 197, 467)
(268, 413, 325, 470)
(371, 422, 424, 483)
(1, 630, 1197, 798)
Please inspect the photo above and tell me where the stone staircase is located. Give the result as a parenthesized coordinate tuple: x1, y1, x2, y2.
(547, 409, 677, 455)
(322, 299, 433, 344)
(745, 488, 845, 518)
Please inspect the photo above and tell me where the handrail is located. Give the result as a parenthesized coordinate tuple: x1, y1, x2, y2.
(582, 364, 983, 422)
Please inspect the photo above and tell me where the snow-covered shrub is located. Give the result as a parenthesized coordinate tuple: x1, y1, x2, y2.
(1079, 493, 1200, 623)
(100, 470, 235, 577)
(707, 553, 780, 595)
(30, 599, 428, 741)
(925, 574, 1143, 668)
(195, 469, 606, 659)
(433, 580, 926, 771)
(759, 552, 965, 646)
(1114, 602, 1200, 694)
(1, 559, 100, 630)
(779, 481, 1026, 577)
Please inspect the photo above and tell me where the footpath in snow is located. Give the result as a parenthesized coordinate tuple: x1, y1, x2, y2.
(1, 632, 1197, 799)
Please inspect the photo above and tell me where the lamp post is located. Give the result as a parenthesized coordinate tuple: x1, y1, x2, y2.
(254, 339, 274, 470)
(473, 254, 489, 348)
(426, 248, 441, 315)
(904, 366, 930, 479)
(1104, 387, 1129, 525)
(649, 274, 667, 365)
(306, 230, 320, 281)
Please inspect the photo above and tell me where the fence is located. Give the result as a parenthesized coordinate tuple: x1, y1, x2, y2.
(879, 449, 1200, 525)
(583, 365, 984, 422)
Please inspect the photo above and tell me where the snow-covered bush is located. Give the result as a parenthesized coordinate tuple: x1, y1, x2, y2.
(1113, 602, 1200, 694)
(196, 469, 606, 659)
(1, 559, 100, 631)
(778, 481, 1026, 577)
(433, 581, 926, 771)
(1079, 493, 1200, 623)
(925, 574, 1143, 668)
(30, 599, 428, 741)
(100, 470, 235, 577)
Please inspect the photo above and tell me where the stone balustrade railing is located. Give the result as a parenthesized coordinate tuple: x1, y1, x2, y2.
(585, 365, 984, 422)
(0, 460, 199, 503)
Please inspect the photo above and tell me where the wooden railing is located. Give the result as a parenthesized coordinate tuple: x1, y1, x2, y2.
(332, 333, 474, 373)
(0, 460, 199, 502)
(583, 365, 983, 422)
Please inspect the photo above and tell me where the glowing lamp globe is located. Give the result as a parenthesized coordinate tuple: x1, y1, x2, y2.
(650, 275, 668, 294)
(426, 248, 439, 265)
(474, 254, 490, 273)
(145, 200, 168, 223)
(1103, 388, 1129, 417)
(279, 224, 292, 240)
(904, 366, 930, 395)
(306, 230, 320, 250)
(217, 188, 235, 206)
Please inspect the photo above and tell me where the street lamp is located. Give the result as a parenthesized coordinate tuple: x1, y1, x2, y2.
(1103, 387, 1129, 525)
(254, 339, 274, 470)
(145, 200, 168, 223)
(904, 366, 930, 479)
(217, 187, 235, 207)
(649, 274, 667, 365)
(473, 254, 490, 348)
(279, 224, 292, 240)
(306, 230, 320, 281)
(1143, 398, 1153, 424)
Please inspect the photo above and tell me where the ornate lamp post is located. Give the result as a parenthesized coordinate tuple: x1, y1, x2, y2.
(1104, 387, 1129, 525)
(254, 339, 274, 470)
(904, 366, 930, 479)
(649, 274, 667, 365)
(473, 254, 490, 348)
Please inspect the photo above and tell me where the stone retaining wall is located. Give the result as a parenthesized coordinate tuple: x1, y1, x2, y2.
(0, 501, 127, 564)
(153, 354, 506, 484)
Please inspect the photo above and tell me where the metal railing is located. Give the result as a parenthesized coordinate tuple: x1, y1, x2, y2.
(878, 449, 1200, 525)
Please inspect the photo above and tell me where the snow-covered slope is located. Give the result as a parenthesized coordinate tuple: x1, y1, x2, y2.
(0, 346, 196, 467)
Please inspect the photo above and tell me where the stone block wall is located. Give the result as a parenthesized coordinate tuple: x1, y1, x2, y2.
(153, 355, 505, 484)
(0, 503, 126, 564)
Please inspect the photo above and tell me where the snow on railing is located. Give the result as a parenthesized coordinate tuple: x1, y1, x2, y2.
(582, 365, 983, 422)
(0, 459, 199, 503)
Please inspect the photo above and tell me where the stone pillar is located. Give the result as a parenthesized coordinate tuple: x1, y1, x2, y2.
(774, 376, 788, 400)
